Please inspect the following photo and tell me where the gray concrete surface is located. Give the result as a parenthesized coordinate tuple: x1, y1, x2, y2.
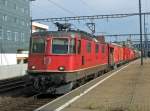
(0, 64, 27, 80)
(62, 59, 150, 111)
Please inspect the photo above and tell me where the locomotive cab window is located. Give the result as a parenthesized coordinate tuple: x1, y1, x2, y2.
(52, 38, 68, 54)
(52, 38, 76, 54)
(32, 38, 45, 53)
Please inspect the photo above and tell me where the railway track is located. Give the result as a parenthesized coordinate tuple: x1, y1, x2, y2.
(0, 62, 131, 111)
(0, 77, 56, 111)
(0, 72, 105, 111)
(0, 76, 30, 93)
(0, 95, 57, 111)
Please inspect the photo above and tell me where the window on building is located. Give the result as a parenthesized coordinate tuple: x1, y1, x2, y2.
(27, 23, 29, 27)
(148, 44, 150, 48)
(21, 21, 25, 26)
(21, 8, 25, 13)
(14, 32, 19, 41)
(86, 42, 91, 53)
(21, 32, 25, 41)
(14, 4, 18, 10)
(14, 17, 17, 23)
(0, 27, 3, 39)
(138, 44, 140, 48)
(7, 31, 11, 40)
(3, 15, 7, 21)
(137, 44, 138, 48)
(2, 0, 7, 6)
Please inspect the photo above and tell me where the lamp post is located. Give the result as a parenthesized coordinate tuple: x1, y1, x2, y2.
(139, 0, 143, 65)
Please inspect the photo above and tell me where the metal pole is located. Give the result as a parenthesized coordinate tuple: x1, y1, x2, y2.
(144, 14, 147, 57)
(139, 0, 143, 65)
(29, 19, 32, 55)
(146, 28, 148, 57)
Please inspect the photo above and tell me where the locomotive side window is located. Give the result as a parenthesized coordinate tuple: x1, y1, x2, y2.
(102, 45, 105, 53)
(69, 39, 76, 53)
(32, 38, 45, 53)
(52, 38, 68, 54)
(95, 44, 99, 53)
(77, 40, 81, 54)
(86, 42, 91, 53)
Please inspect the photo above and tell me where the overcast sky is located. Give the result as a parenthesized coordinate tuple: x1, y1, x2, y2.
(31, 0, 150, 41)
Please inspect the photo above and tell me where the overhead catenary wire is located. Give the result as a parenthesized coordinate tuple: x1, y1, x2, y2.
(103, 33, 150, 37)
(31, 2, 52, 18)
(32, 12, 150, 22)
(80, 0, 95, 13)
(47, 0, 77, 16)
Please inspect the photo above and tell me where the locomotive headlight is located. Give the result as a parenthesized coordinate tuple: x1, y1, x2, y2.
(58, 66, 65, 71)
(32, 65, 36, 70)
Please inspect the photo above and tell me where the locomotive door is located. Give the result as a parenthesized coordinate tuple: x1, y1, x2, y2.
(77, 39, 84, 65)
(109, 47, 114, 65)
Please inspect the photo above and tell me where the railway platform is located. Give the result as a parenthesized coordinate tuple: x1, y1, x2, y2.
(36, 58, 150, 111)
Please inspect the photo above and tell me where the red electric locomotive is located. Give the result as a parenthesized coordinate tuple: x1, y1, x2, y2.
(27, 23, 139, 94)
(28, 30, 110, 93)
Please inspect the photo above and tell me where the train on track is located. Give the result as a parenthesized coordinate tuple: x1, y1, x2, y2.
(27, 23, 139, 94)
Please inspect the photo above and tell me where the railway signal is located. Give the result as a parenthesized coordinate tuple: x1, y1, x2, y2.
(139, 0, 143, 65)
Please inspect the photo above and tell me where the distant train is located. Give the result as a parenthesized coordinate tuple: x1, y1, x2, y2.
(27, 29, 139, 94)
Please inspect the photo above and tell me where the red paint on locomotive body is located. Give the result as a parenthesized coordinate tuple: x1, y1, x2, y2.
(27, 30, 139, 93)
(108, 43, 124, 65)
(28, 31, 139, 73)
(28, 31, 109, 73)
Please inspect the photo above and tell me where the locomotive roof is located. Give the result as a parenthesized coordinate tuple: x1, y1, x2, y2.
(111, 43, 123, 47)
(32, 30, 96, 40)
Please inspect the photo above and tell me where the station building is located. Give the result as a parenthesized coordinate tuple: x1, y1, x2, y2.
(0, 0, 30, 65)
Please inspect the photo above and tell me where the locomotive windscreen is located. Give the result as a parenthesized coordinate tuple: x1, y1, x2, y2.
(31, 38, 45, 53)
(52, 38, 76, 54)
(52, 38, 68, 54)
